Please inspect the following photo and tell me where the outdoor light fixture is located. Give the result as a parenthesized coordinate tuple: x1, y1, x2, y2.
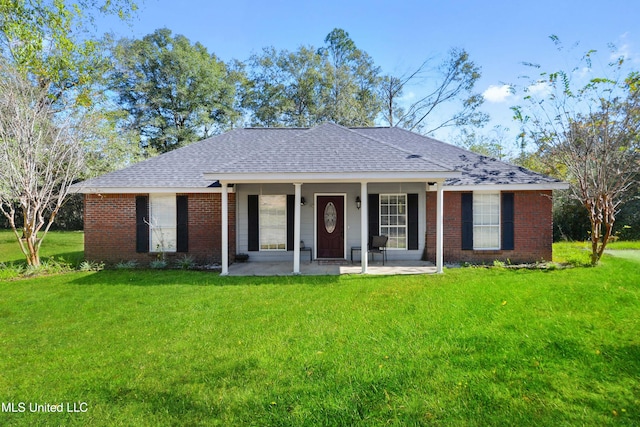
(300, 197, 306, 206)
(356, 196, 361, 210)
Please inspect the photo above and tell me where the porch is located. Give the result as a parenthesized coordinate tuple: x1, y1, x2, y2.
(227, 259, 437, 276)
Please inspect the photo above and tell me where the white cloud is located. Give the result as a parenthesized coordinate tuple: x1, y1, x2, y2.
(610, 32, 632, 62)
(527, 81, 551, 97)
(482, 85, 513, 103)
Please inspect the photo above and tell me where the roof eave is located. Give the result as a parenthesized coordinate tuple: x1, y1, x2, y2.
(441, 182, 570, 191)
(69, 185, 233, 194)
(204, 171, 461, 184)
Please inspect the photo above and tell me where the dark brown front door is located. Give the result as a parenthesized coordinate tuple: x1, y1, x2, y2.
(317, 195, 344, 258)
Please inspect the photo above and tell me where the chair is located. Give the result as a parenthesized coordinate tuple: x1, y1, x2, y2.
(368, 235, 388, 265)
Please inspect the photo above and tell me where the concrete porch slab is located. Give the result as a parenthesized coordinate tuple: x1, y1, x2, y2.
(227, 260, 437, 276)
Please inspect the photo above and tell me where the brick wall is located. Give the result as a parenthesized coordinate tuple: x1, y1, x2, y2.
(425, 190, 553, 264)
(84, 193, 236, 265)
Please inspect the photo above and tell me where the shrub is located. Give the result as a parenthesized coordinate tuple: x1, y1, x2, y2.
(115, 260, 138, 270)
(150, 259, 167, 269)
(174, 255, 195, 270)
(78, 260, 105, 272)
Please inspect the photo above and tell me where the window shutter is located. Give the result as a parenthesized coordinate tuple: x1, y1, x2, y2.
(136, 196, 149, 253)
(461, 193, 473, 250)
(501, 192, 515, 250)
(248, 195, 259, 251)
(286, 194, 295, 251)
(407, 193, 419, 250)
(368, 194, 379, 242)
(176, 195, 188, 252)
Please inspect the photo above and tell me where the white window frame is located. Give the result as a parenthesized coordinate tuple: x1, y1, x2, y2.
(473, 192, 500, 250)
(379, 193, 407, 250)
(149, 194, 177, 253)
(259, 195, 287, 251)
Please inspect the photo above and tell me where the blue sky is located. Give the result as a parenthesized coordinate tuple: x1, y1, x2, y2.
(97, 0, 640, 148)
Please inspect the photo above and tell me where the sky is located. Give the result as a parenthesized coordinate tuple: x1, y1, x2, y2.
(95, 0, 640, 150)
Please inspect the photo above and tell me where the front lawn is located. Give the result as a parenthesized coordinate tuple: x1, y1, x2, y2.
(1, 233, 639, 425)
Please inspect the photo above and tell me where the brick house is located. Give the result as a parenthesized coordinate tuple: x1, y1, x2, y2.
(72, 123, 567, 274)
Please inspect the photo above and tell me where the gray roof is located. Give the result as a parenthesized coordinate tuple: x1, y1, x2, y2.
(74, 122, 563, 190)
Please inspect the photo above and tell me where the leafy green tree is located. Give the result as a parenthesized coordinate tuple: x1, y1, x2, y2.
(513, 39, 640, 265)
(110, 28, 240, 153)
(243, 46, 326, 127)
(243, 28, 381, 128)
(379, 48, 487, 134)
(0, 0, 137, 108)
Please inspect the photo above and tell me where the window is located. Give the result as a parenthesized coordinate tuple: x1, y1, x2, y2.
(149, 194, 177, 252)
(473, 192, 500, 250)
(259, 195, 287, 250)
(380, 194, 407, 249)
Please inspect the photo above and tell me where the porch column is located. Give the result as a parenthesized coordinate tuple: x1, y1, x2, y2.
(436, 181, 444, 273)
(293, 183, 302, 275)
(360, 181, 368, 274)
(220, 182, 229, 276)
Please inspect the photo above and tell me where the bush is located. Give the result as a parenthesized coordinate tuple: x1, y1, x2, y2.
(150, 259, 167, 269)
(174, 255, 195, 270)
(115, 260, 138, 270)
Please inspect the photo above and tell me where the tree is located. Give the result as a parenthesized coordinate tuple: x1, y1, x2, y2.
(243, 46, 326, 127)
(318, 28, 382, 126)
(0, 62, 85, 266)
(513, 40, 640, 265)
(0, 0, 137, 108)
(243, 28, 381, 128)
(379, 48, 488, 134)
(110, 28, 241, 154)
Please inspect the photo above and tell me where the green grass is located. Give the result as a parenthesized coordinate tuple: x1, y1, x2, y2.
(1, 232, 639, 425)
(0, 230, 84, 265)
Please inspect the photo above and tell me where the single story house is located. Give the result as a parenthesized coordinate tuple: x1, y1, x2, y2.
(72, 123, 568, 274)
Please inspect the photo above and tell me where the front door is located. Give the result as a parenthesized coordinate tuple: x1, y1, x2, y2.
(316, 195, 345, 258)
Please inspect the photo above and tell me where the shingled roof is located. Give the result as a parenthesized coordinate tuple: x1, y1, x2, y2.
(74, 122, 564, 192)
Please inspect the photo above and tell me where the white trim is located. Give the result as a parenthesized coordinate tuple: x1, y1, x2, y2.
(379, 193, 408, 250)
(293, 183, 302, 274)
(436, 183, 444, 273)
(441, 183, 569, 192)
(314, 193, 347, 260)
(360, 182, 368, 274)
(70, 186, 235, 194)
(204, 171, 460, 184)
(221, 183, 229, 276)
(472, 191, 501, 251)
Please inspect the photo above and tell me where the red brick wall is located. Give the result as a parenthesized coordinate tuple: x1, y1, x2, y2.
(84, 193, 236, 265)
(425, 190, 553, 264)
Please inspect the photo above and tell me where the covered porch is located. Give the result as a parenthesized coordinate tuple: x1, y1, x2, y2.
(211, 178, 453, 276)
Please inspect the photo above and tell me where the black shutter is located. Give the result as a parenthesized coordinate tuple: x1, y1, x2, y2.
(286, 195, 295, 251)
(461, 193, 473, 250)
(135, 196, 149, 253)
(248, 195, 259, 251)
(501, 192, 515, 250)
(407, 193, 419, 250)
(368, 194, 379, 242)
(176, 195, 189, 252)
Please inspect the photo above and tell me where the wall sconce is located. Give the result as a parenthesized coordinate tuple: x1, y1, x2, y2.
(300, 197, 306, 206)
(355, 196, 361, 210)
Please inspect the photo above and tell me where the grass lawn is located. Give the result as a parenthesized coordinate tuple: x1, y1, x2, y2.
(0, 232, 639, 425)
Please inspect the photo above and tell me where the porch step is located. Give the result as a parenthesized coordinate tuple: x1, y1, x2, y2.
(316, 259, 351, 266)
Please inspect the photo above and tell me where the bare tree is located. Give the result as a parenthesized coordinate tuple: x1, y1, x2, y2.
(0, 63, 85, 266)
(380, 48, 488, 134)
(513, 41, 640, 265)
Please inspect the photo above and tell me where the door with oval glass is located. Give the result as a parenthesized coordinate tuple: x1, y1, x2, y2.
(316, 195, 344, 258)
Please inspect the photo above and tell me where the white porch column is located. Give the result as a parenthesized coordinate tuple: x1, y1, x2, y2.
(293, 183, 302, 275)
(220, 182, 229, 276)
(360, 181, 368, 274)
(436, 181, 444, 274)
